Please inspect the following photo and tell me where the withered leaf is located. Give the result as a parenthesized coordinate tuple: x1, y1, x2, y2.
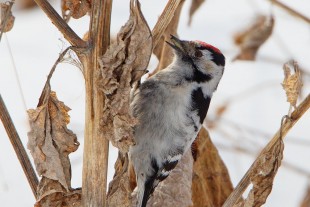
(35, 177, 81, 207)
(282, 60, 303, 109)
(99, 0, 152, 153)
(234, 15, 274, 61)
(191, 128, 233, 207)
(106, 152, 131, 207)
(233, 138, 284, 207)
(188, 0, 205, 26)
(61, 0, 91, 22)
(27, 85, 79, 193)
(0, 1, 15, 33)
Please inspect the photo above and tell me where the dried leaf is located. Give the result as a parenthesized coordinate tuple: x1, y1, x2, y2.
(104, 1, 152, 206)
(35, 178, 81, 207)
(191, 128, 233, 207)
(28, 84, 79, 206)
(0, 1, 15, 33)
(145, 150, 194, 207)
(61, 0, 91, 22)
(234, 138, 284, 207)
(300, 186, 310, 207)
(282, 60, 303, 108)
(106, 152, 131, 207)
(188, 0, 205, 26)
(99, 0, 152, 153)
(234, 15, 274, 61)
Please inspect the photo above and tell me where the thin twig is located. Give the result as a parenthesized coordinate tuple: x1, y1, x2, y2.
(151, 0, 183, 48)
(4, 35, 28, 111)
(269, 0, 310, 24)
(33, 0, 87, 47)
(216, 118, 310, 147)
(38, 47, 72, 106)
(223, 94, 310, 207)
(0, 95, 38, 199)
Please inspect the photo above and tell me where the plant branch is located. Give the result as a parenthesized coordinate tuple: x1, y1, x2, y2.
(223, 94, 310, 207)
(0, 95, 38, 199)
(269, 0, 310, 24)
(81, 0, 112, 206)
(151, 0, 183, 47)
(33, 0, 88, 47)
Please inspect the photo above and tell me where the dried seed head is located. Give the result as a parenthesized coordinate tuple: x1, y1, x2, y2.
(281, 60, 303, 109)
(0, 1, 15, 33)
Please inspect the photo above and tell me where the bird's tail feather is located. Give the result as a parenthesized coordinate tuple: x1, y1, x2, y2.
(141, 182, 153, 207)
(139, 168, 167, 207)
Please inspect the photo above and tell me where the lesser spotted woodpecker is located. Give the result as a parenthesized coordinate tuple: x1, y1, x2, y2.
(129, 35, 225, 207)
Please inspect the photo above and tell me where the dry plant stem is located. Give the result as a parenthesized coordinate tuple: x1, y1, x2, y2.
(33, 0, 87, 47)
(0, 95, 38, 198)
(151, 0, 183, 47)
(81, 0, 112, 206)
(269, 0, 310, 24)
(223, 94, 310, 207)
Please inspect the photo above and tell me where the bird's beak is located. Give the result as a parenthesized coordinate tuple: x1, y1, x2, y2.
(166, 35, 186, 54)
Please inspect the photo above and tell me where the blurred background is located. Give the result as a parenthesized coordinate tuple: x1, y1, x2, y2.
(0, 0, 309, 206)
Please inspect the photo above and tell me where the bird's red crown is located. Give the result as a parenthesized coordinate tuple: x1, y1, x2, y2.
(195, 40, 222, 54)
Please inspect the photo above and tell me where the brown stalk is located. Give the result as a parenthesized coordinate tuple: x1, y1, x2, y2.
(151, 0, 183, 47)
(81, 0, 112, 206)
(223, 94, 310, 207)
(33, 0, 87, 47)
(269, 0, 310, 24)
(0, 95, 39, 198)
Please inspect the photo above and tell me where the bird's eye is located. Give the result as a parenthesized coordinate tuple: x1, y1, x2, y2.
(194, 50, 202, 58)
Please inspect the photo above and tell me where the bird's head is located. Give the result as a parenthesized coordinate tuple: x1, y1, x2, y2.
(166, 35, 225, 83)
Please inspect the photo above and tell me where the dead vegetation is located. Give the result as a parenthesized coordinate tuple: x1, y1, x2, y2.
(0, 0, 310, 207)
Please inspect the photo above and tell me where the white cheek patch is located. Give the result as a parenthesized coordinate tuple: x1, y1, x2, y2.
(202, 50, 213, 60)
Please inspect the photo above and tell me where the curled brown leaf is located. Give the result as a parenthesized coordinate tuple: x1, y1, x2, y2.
(234, 15, 274, 61)
(28, 85, 79, 193)
(106, 152, 131, 207)
(282, 60, 303, 109)
(35, 177, 81, 207)
(0, 1, 15, 33)
(99, 0, 152, 153)
(103, 1, 152, 206)
(61, 0, 91, 22)
(234, 138, 284, 207)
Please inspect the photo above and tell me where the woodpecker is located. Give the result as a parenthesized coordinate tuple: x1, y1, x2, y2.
(129, 35, 225, 207)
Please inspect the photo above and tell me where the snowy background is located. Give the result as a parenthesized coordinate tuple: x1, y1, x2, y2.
(0, 0, 309, 206)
